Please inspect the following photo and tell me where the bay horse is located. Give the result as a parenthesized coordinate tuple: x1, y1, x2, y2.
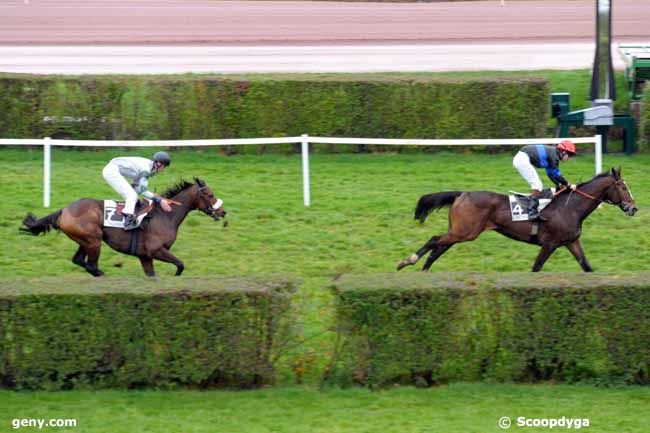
(397, 168, 637, 272)
(20, 178, 226, 277)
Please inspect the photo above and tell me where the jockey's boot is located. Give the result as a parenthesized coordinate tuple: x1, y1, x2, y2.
(527, 190, 546, 221)
(123, 213, 139, 231)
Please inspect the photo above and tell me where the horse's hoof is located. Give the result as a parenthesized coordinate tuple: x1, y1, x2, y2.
(396, 254, 419, 271)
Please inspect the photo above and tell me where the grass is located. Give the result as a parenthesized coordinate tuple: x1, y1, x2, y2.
(1, 384, 649, 433)
(1, 148, 649, 432)
(2, 147, 647, 277)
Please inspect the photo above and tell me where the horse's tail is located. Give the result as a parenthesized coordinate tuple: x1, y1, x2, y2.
(20, 210, 62, 236)
(414, 191, 463, 223)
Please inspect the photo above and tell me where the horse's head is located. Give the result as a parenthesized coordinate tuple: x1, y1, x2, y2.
(193, 178, 227, 221)
(604, 167, 637, 216)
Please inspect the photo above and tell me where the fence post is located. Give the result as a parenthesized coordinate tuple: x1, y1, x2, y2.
(595, 134, 602, 174)
(301, 134, 311, 207)
(43, 137, 51, 208)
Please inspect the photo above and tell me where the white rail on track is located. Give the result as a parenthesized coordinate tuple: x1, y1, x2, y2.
(0, 135, 602, 208)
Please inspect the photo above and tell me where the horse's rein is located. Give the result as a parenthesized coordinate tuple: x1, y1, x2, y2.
(554, 186, 598, 201)
(554, 180, 622, 206)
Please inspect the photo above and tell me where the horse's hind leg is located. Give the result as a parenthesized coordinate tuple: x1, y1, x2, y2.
(421, 244, 453, 271)
(71, 246, 87, 269)
(84, 240, 104, 277)
(398, 197, 491, 271)
(397, 235, 441, 270)
(397, 217, 486, 271)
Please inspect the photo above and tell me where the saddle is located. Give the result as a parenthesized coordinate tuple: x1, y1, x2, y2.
(508, 188, 555, 221)
(102, 199, 153, 229)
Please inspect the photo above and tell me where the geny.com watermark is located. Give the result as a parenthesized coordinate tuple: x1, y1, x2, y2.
(499, 416, 590, 429)
(12, 419, 77, 430)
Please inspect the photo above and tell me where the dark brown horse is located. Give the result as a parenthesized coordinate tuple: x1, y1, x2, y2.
(21, 178, 226, 277)
(397, 168, 637, 272)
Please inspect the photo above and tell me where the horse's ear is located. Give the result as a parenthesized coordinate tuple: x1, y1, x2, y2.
(195, 178, 205, 187)
(617, 166, 622, 177)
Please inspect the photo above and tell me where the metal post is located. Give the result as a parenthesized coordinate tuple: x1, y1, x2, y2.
(595, 134, 603, 174)
(43, 137, 51, 208)
(301, 134, 311, 207)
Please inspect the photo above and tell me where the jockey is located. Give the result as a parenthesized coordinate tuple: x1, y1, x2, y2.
(512, 140, 577, 219)
(102, 151, 173, 230)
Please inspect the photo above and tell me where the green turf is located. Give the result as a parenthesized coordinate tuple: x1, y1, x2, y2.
(1, 384, 648, 433)
(1, 148, 648, 431)
(2, 148, 646, 277)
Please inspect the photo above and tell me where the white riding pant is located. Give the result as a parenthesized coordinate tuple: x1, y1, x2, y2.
(513, 151, 543, 191)
(102, 163, 138, 214)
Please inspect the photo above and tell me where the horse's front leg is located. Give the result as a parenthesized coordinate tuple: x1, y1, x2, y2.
(397, 236, 440, 271)
(139, 256, 156, 277)
(566, 239, 593, 272)
(152, 248, 185, 276)
(532, 244, 559, 272)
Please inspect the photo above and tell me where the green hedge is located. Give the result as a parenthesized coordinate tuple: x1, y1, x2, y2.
(0, 74, 549, 151)
(328, 273, 650, 387)
(0, 276, 296, 390)
(639, 85, 650, 152)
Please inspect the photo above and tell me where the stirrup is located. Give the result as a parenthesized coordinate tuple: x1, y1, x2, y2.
(123, 215, 139, 231)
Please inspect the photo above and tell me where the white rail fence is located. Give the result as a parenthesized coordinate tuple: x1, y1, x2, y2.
(0, 135, 602, 208)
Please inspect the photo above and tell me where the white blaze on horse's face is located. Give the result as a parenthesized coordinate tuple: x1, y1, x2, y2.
(213, 199, 223, 210)
(624, 181, 635, 200)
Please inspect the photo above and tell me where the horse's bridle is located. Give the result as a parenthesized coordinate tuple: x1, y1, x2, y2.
(556, 179, 629, 207)
(197, 184, 224, 219)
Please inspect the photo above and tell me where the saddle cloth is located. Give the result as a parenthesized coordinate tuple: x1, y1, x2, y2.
(508, 188, 555, 222)
(103, 200, 152, 229)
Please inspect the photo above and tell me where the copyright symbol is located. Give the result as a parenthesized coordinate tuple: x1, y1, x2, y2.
(499, 417, 511, 429)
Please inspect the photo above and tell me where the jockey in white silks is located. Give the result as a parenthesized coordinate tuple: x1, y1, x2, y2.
(102, 151, 173, 230)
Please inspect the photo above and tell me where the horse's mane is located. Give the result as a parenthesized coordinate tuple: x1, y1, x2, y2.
(161, 178, 205, 198)
(554, 172, 612, 195)
(579, 171, 611, 186)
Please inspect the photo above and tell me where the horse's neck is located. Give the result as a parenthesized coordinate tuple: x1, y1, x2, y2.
(566, 178, 612, 219)
(166, 188, 196, 226)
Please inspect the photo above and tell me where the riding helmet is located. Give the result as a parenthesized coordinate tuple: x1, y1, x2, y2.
(153, 151, 171, 166)
(557, 140, 577, 155)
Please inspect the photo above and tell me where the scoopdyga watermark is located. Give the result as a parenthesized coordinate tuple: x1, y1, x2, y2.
(499, 416, 590, 429)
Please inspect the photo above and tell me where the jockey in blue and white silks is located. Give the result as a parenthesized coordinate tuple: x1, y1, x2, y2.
(512, 140, 577, 219)
(102, 151, 172, 230)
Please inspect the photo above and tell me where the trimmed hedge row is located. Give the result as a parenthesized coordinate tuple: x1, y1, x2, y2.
(640, 85, 650, 152)
(329, 273, 650, 387)
(0, 74, 549, 151)
(0, 276, 296, 390)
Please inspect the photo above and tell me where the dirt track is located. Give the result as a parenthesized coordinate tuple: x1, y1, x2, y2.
(1, 0, 649, 45)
